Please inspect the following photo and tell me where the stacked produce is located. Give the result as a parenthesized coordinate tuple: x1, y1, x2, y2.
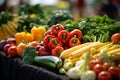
(61, 15, 120, 43)
(1, 10, 120, 80)
(0, 11, 18, 40)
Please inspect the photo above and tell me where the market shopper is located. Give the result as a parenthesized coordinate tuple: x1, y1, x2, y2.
(98, 0, 120, 20)
(112, 0, 120, 18)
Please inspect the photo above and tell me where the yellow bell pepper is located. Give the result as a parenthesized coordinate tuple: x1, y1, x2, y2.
(15, 32, 33, 43)
(31, 26, 46, 42)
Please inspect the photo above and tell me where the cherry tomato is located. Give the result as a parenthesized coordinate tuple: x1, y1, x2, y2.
(3, 44, 13, 55)
(110, 33, 120, 44)
(93, 64, 103, 75)
(88, 59, 101, 70)
(102, 62, 110, 70)
(98, 71, 111, 80)
(8, 46, 17, 57)
(108, 66, 119, 79)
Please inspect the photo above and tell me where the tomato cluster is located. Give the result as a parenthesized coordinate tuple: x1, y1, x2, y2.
(43, 24, 82, 57)
(110, 33, 120, 44)
(88, 59, 120, 80)
(1, 38, 44, 57)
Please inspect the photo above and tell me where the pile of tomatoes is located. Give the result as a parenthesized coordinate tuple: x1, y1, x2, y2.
(88, 59, 120, 80)
(0, 38, 39, 57)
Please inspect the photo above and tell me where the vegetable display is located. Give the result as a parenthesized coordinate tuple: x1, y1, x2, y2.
(1, 12, 120, 80)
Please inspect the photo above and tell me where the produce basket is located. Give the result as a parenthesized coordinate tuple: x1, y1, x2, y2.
(0, 52, 69, 80)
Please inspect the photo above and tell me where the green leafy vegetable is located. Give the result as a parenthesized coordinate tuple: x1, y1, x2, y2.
(48, 10, 74, 27)
(22, 46, 38, 64)
(61, 15, 120, 43)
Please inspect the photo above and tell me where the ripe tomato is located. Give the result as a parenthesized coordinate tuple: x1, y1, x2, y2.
(6, 38, 16, 45)
(98, 71, 111, 80)
(8, 46, 17, 57)
(3, 44, 13, 55)
(93, 64, 103, 75)
(108, 66, 119, 79)
(102, 62, 110, 70)
(110, 33, 120, 44)
(88, 59, 101, 70)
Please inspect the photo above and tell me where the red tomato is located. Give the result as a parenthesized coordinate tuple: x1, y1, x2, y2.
(88, 59, 101, 70)
(98, 71, 111, 80)
(8, 46, 17, 57)
(110, 33, 120, 44)
(102, 62, 110, 70)
(6, 38, 16, 45)
(93, 64, 103, 75)
(108, 66, 119, 79)
(3, 44, 13, 55)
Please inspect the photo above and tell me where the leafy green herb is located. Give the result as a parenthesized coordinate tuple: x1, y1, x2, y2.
(22, 46, 38, 64)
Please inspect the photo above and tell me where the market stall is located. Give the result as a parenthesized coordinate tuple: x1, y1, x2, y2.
(0, 1, 120, 80)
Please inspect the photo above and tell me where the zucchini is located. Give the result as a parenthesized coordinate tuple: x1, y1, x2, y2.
(34, 56, 63, 69)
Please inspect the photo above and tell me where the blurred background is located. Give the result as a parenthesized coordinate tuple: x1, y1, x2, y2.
(0, 0, 120, 20)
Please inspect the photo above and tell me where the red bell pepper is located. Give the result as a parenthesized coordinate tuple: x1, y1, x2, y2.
(69, 38, 81, 47)
(48, 37, 62, 50)
(58, 30, 70, 44)
(43, 35, 55, 47)
(44, 30, 53, 37)
(70, 29, 82, 40)
(51, 24, 65, 36)
(52, 46, 64, 57)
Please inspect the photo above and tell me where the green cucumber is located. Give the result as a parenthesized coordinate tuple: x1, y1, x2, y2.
(34, 56, 63, 69)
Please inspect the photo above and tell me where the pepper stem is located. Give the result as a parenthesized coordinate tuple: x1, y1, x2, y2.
(74, 34, 78, 38)
(62, 34, 66, 39)
(56, 26, 59, 31)
(72, 39, 77, 44)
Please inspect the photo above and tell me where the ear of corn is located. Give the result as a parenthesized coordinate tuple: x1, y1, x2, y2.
(70, 42, 106, 58)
